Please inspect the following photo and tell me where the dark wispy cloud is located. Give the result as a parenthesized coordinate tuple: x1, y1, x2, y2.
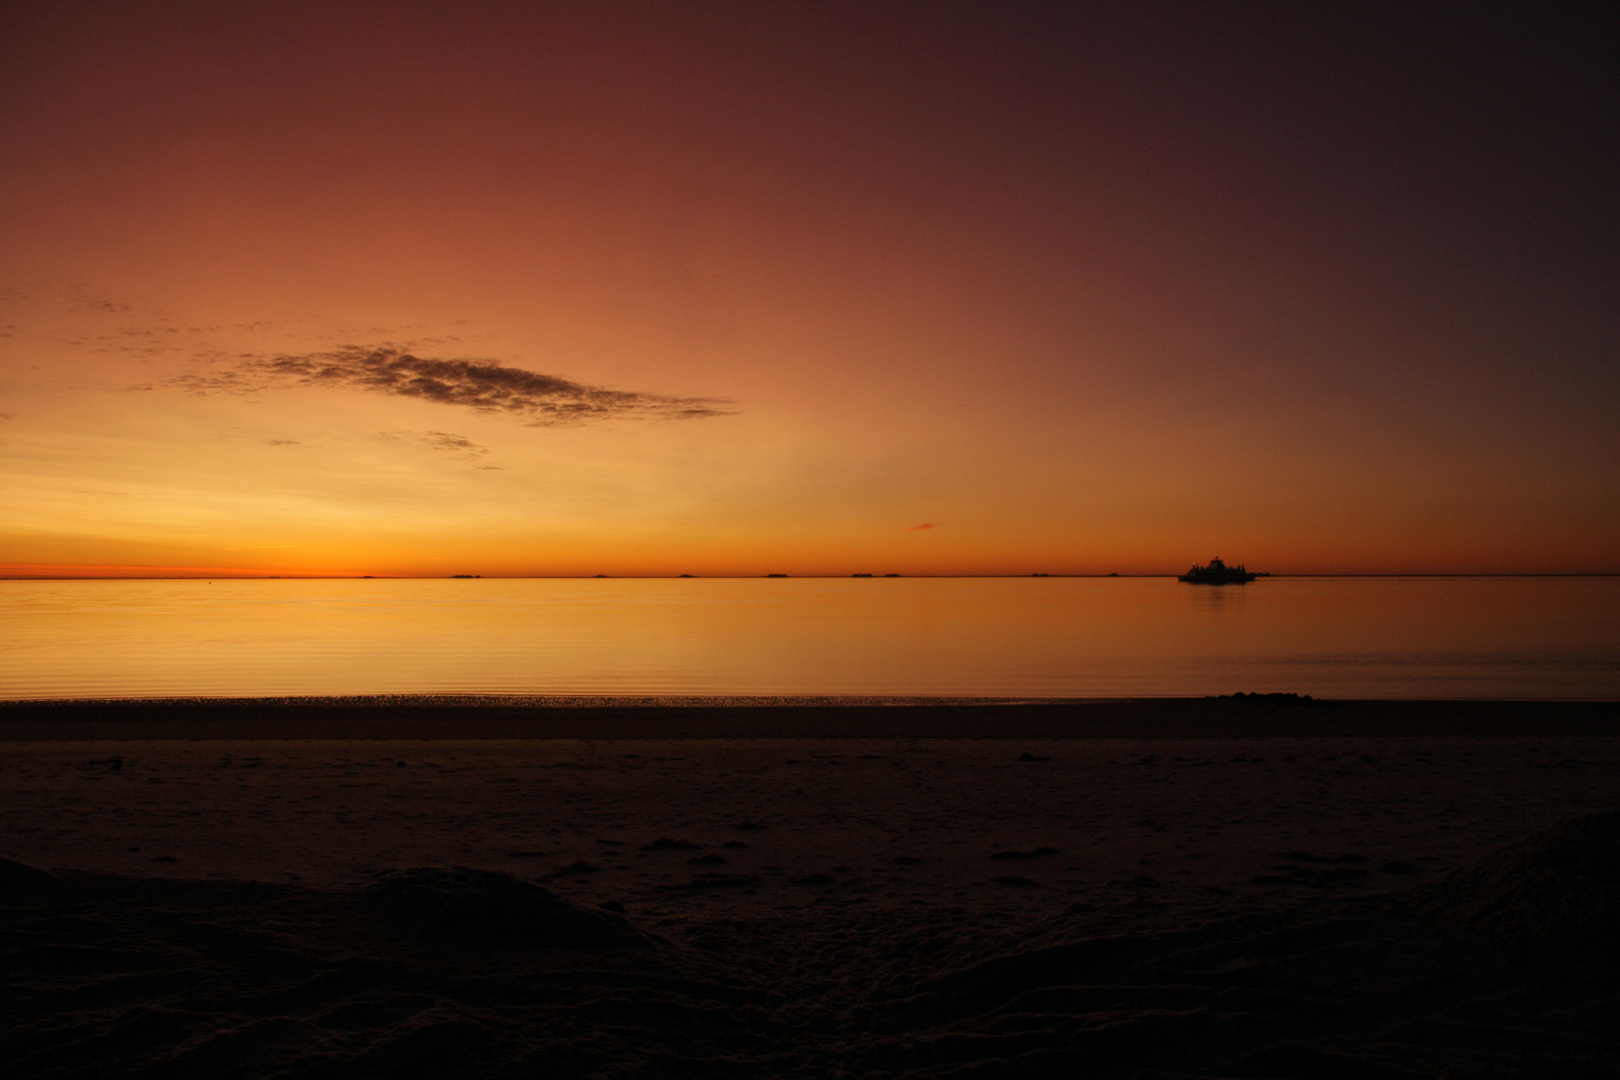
(373, 430, 492, 463)
(418, 431, 482, 453)
(162, 345, 733, 425)
(61, 286, 132, 314)
(906, 523, 937, 531)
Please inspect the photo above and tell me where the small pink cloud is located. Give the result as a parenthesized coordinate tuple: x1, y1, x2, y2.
(905, 523, 936, 531)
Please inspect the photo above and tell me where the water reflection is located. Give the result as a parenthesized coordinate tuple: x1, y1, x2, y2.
(1184, 581, 1247, 614)
(1, 576, 1616, 700)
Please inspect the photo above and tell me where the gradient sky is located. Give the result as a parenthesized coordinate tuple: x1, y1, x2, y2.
(2, 1, 1616, 576)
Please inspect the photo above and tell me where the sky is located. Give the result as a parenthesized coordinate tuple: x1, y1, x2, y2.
(1, 1, 1616, 577)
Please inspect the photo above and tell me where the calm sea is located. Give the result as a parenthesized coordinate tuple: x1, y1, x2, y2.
(1, 576, 1617, 701)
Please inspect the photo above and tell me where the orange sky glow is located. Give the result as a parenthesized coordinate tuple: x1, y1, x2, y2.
(2, 2, 1616, 577)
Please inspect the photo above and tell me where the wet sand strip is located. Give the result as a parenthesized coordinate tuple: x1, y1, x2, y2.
(1, 696, 1616, 740)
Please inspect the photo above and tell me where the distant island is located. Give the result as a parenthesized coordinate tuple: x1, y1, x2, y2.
(1178, 557, 1260, 584)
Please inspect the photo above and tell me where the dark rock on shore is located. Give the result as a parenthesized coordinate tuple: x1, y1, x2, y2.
(1415, 809, 1620, 969)
(361, 865, 651, 950)
(0, 856, 60, 903)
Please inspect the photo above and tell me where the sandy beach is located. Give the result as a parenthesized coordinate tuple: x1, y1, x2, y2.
(4, 701, 1619, 1077)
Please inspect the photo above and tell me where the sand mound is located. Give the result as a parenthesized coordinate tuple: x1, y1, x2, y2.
(361, 866, 654, 950)
(1422, 810, 1620, 967)
(0, 856, 59, 903)
(5, 857, 1618, 1077)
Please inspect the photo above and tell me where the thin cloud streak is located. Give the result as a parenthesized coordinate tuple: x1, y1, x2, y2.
(419, 431, 483, 454)
(373, 430, 490, 462)
(162, 346, 734, 425)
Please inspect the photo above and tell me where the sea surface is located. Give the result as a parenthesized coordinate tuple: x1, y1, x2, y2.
(1, 576, 1617, 701)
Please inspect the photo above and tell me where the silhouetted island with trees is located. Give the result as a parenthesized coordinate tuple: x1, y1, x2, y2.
(1178, 556, 1261, 584)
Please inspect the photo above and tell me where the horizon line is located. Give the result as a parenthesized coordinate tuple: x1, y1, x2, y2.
(4, 572, 1618, 581)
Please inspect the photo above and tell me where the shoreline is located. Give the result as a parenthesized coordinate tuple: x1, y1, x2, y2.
(1, 696, 1616, 739)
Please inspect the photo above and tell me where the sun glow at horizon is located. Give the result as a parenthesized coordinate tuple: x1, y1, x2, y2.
(2, 5, 1615, 576)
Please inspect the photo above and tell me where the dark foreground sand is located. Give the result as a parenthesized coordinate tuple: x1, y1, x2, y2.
(3, 700, 1619, 1077)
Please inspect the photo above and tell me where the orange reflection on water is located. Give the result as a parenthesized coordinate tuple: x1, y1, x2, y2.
(1, 576, 1616, 700)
